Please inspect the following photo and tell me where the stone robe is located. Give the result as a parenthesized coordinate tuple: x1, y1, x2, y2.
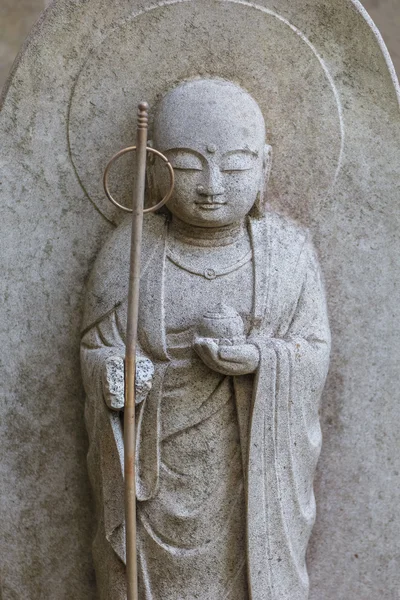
(81, 211, 330, 600)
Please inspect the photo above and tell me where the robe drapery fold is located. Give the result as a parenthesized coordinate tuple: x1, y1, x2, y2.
(81, 212, 330, 600)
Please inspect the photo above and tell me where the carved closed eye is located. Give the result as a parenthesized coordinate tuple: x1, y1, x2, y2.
(221, 152, 256, 172)
(168, 152, 203, 171)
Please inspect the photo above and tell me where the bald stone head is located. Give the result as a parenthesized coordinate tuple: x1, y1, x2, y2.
(152, 79, 271, 227)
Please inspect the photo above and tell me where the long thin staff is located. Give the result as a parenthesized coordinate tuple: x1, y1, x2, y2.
(103, 103, 174, 600)
(123, 102, 149, 600)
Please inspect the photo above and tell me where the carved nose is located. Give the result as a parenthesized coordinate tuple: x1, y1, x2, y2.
(196, 184, 225, 197)
(196, 164, 225, 199)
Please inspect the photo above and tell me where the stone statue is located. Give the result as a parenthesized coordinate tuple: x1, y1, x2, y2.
(80, 78, 331, 600)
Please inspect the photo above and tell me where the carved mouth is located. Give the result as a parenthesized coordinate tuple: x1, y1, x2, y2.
(196, 203, 226, 210)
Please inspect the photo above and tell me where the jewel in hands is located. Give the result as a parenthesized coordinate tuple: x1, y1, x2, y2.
(193, 304, 260, 376)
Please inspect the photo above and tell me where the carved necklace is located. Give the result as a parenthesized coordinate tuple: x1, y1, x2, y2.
(166, 247, 252, 280)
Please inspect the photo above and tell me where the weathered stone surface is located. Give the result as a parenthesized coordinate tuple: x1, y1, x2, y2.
(81, 78, 331, 599)
(0, 0, 49, 88)
(362, 0, 400, 74)
(1, 1, 399, 91)
(0, 1, 399, 599)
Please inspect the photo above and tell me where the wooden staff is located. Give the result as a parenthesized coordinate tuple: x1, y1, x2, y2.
(123, 102, 148, 600)
(103, 103, 174, 600)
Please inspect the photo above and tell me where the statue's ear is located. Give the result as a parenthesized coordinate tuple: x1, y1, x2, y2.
(146, 139, 158, 204)
(147, 139, 155, 164)
(263, 144, 272, 185)
(251, 144, 273, 219)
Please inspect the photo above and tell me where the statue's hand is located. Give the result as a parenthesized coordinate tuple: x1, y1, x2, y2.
(193, 337, 260, 376)
(102, 355, 155, 411)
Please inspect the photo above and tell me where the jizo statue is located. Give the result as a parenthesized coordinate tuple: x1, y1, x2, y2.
(80, 78, 331, 600)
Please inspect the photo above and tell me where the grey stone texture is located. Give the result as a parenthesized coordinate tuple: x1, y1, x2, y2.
(0, 1, 399, 599)
(80, 78, 331, 599)
(0, 0, 49, 88)
(0, 0, 399, 92)
(362, 0, 400, 74)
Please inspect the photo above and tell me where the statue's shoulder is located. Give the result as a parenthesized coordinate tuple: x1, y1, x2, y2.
(82, 213, 167, 334)
(102, 211, 167, 256)
(251, 211, 310, 257)
(88, 212, 167, 292)
(267, 210, 309, 243)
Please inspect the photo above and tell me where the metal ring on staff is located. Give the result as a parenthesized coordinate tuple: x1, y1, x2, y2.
(103, 146, 175, 213)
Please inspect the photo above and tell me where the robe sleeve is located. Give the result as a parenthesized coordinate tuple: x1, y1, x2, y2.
(80, 309, 128, 562)
(247, 239, 331, 600)
(80, 304, 162, 561)
(81, 308, 127, 409)
(81, 306, 153, 412)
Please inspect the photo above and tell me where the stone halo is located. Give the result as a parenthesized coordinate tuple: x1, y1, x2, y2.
(68, 0, 344, 226)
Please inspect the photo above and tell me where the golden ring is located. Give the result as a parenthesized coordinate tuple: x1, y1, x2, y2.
(103, 146, 175, 214)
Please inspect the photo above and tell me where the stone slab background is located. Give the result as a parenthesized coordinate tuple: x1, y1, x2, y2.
(0, 0, 49, 87)
(363, 0, 400, 73)
(0, 1, 399, 600)
(0, 0, 399, 90)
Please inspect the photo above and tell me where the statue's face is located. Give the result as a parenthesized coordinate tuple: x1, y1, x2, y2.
(152, 80, 269, 227)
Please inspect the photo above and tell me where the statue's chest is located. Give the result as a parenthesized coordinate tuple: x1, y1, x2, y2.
(164, 258, 253, 333)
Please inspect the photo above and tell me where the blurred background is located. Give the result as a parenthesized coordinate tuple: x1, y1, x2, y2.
(0, 0, 399, 91)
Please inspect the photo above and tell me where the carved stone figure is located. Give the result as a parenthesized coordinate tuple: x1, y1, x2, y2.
(81, 79, 331, 600)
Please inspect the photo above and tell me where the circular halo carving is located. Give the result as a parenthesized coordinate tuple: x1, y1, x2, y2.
(68, 0, 344, 226)
(103, 146, 175, 214)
